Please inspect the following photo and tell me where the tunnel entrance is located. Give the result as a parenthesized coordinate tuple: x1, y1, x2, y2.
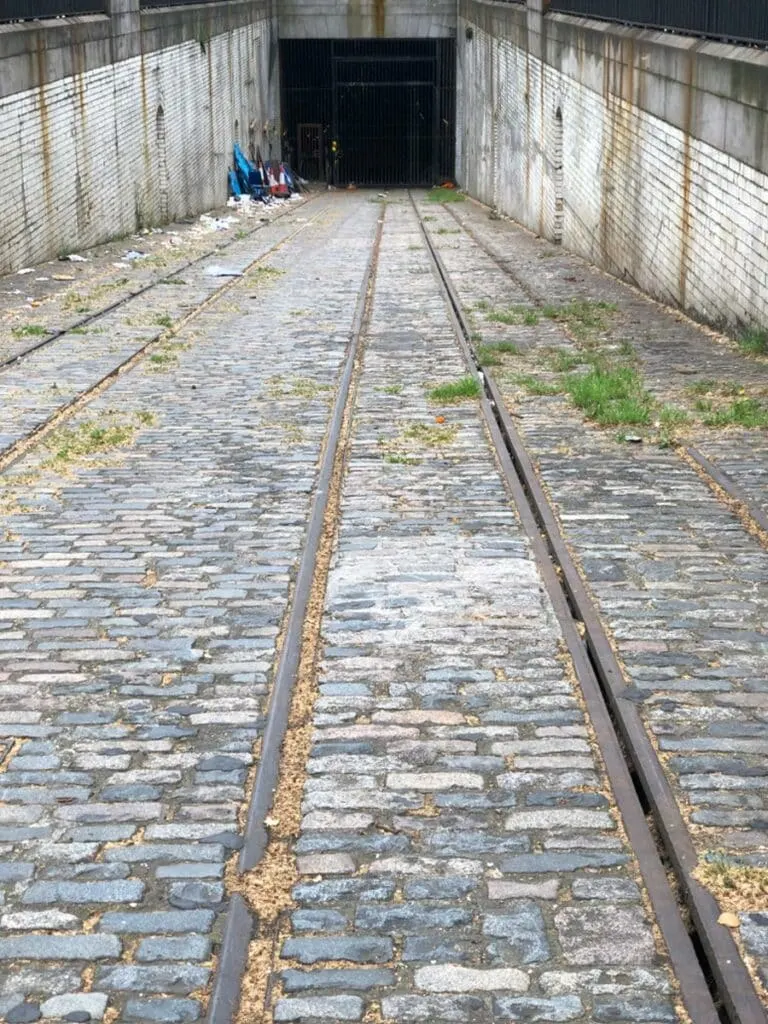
(280, 39, 455, 188)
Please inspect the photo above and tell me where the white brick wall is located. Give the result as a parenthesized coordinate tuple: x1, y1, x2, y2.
(0, 19, 276, 273)
(458, 15, 768, 329)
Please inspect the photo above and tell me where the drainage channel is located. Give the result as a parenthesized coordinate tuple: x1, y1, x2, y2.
(0, 202, 327, 476)
(408, 190, 767, 1024)
(205, 205, 385, 1024)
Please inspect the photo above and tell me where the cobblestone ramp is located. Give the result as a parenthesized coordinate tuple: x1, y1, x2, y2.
(419, 197, 768, 998)
(0, 203, 319, 455)
(0, 195, 380, 1023)
(269, 199, 680, 1023)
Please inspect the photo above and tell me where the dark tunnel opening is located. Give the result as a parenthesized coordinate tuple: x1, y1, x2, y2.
(280, 38, 456, 188)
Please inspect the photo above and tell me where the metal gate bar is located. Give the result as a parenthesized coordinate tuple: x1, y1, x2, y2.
(280, 38, 456, 188)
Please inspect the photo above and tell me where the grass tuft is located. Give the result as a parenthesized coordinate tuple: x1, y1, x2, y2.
(428, 376, 481, 403)
(659, 405, 689, 428)
(514, 375, 562, 396)
(542, 300, 617, 342)
(402, 422, 459, 447)
(564, 366, 652, 426)
(697, 397, 768, 428)
(547, 349, 589, 373)
(43, 412, 155, 465)
(425, 188, 465, 204)
(476, 341, 520, 366)
(738, 328, 768, 356)
(11, 324, 48, 338)
(487, 306, 539, 327)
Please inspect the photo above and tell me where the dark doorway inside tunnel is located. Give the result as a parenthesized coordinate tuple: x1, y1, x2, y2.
(280, 39, 455, 188)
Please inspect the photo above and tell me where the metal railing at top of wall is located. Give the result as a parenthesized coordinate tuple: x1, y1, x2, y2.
(545, 0, 768, 47)
(0, 0, 228, 21)
(1, 0, 105, 22)
(138, 0, 223, 6)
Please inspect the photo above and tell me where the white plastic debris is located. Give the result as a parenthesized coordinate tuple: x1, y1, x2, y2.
(198, 214, 237, 232)
(17, 267, 34, 275)
(204, 265, 244, 277)
(123, 250, 148, 261)
(64, 254, 88, 262)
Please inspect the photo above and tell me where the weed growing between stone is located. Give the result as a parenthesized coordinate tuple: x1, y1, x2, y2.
(63, 292, 92, 313)
(377, 419, 459, 463)
(266, 376, 332, 401)
(42, 411, 156, 466)
(513, 374, 561, 396)
(476, 343, 519, 365)
(11, 324, 47, 338)
(695, 855, 768, 914)
(541, 299, 618, 343)
(564, 366, 653, 427)
(428, 376, 481, 403)
(487, 305, 539, 326)
(695, 397, 768, 429)
(738, 328, 768, 356)
(425, 187, 466, 203)
(472, 292, 768, 443)
(402, 422, 459, 446)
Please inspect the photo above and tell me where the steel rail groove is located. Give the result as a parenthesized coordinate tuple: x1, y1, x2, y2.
(204, 206, 385, 1024)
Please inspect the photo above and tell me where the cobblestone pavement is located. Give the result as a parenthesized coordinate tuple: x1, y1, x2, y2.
(0, 200, 316, 457)
(0, 194, 380, 1022)
(269, 197, 680, 1023)
(444, 197, 768, 519)
(2, 188, 765, 1022)
(0, 200, 300, 366)
(419, 196, 768, 997)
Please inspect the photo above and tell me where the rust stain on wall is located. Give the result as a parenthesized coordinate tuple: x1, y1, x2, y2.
(347, 0, 362, 39)
(138, 51, 153, 227)
(678, 53, 695, 309)
(598, 34, 613, 264)
(72, 38, 91, 232)
(524, 50, 531, 214)
(598, 33, 635, 277)
(538, 50, 545, 238)
(373, 0, 386, 38)
(36, 33, 53, 213)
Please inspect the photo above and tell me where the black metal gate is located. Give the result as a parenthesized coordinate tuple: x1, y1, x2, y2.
(281, 39, 456, 188)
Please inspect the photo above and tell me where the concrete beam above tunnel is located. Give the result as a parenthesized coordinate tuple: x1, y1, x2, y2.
(277, 0, 457, 40)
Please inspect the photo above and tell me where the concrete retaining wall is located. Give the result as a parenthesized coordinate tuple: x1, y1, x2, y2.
(458, 0, 768, 329)
(0, 0, 278, 273)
